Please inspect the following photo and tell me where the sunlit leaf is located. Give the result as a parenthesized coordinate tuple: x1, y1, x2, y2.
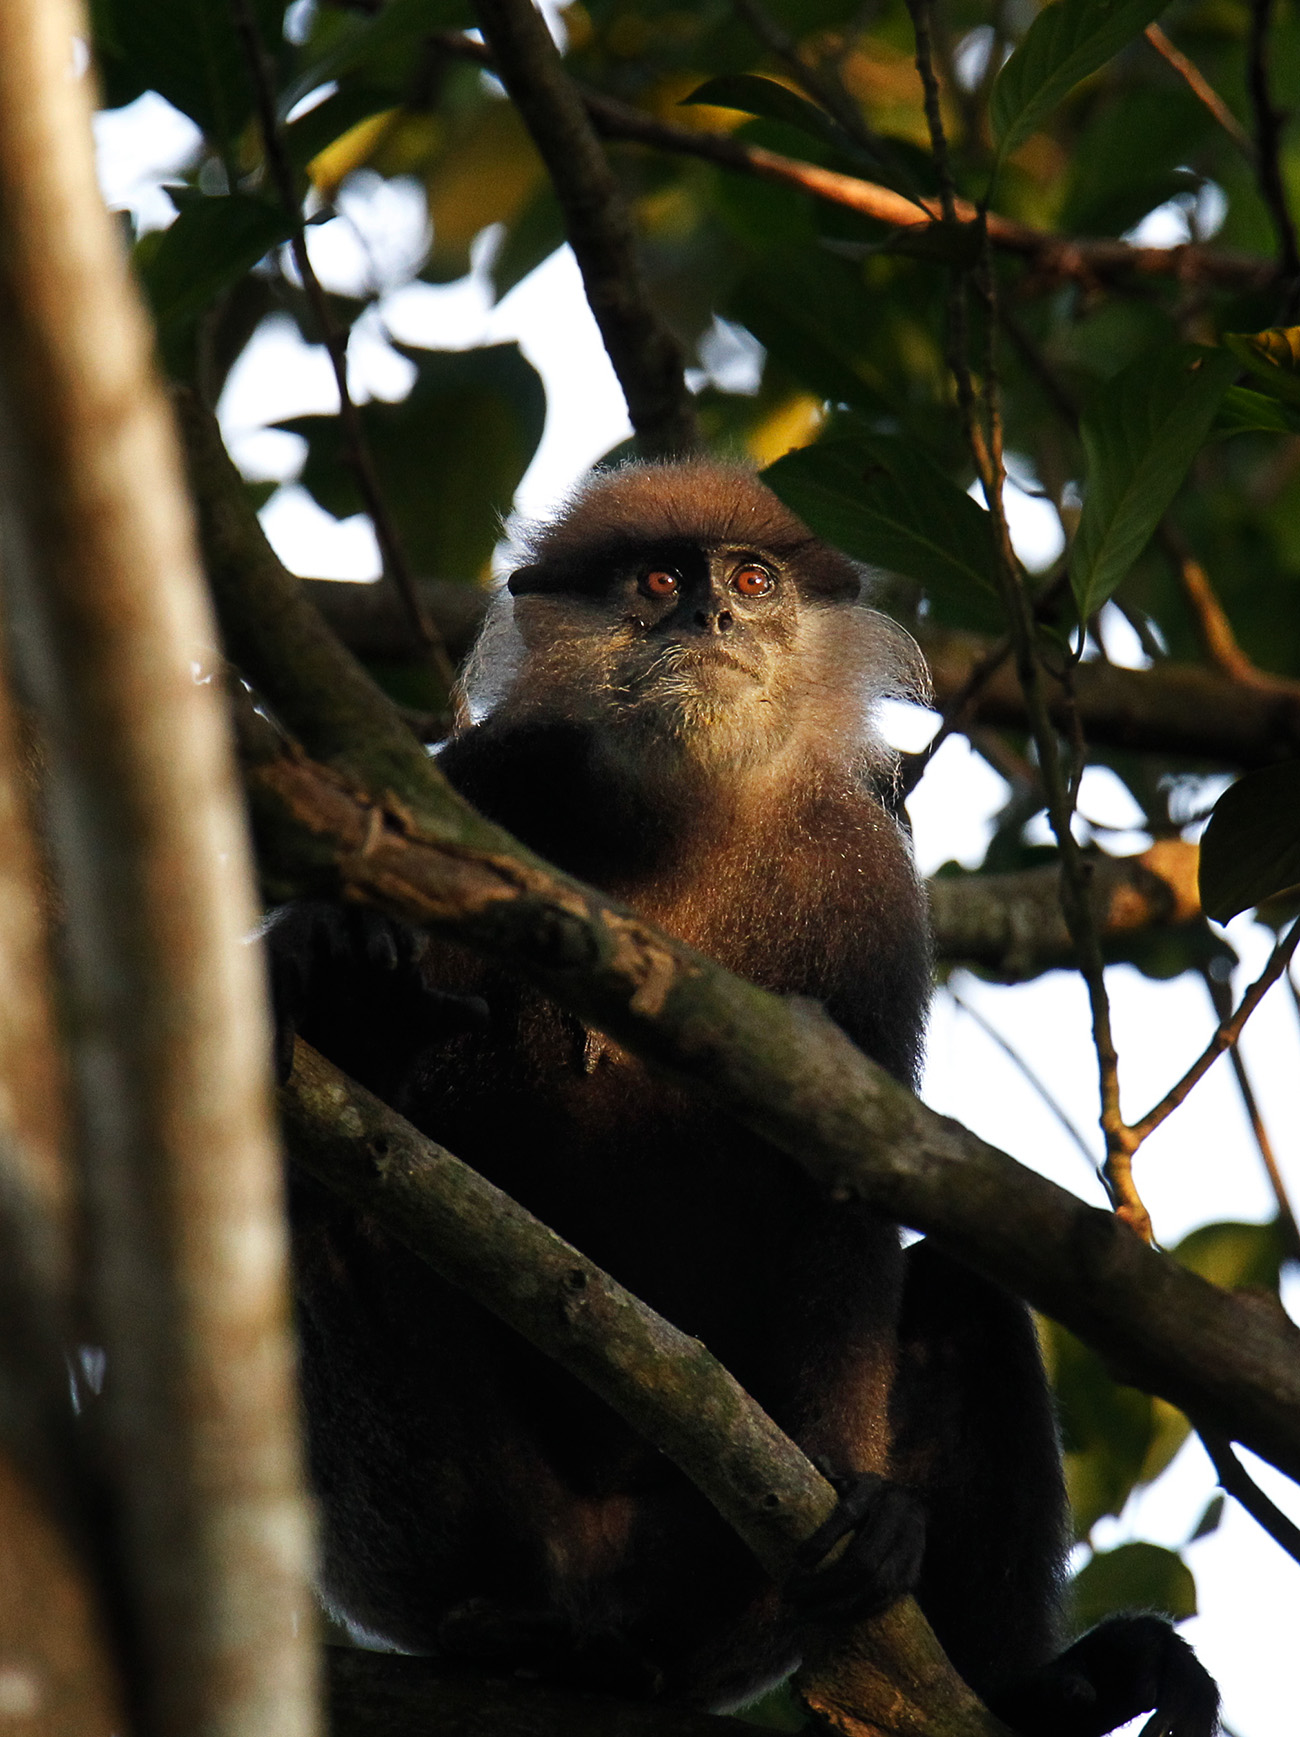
(763, 436, 1005, 630)
(1070, 1542, 1197, 1634)
(991, 0, 1171, 160)
(1198, 765, 1300, 922)
(279, 341, 545, 582)
(1222, 326, 1300, 409)
(684, 74, 843, 151)
(1071, 344, 1236, 621)
(1173, 1217, 1289, 1290)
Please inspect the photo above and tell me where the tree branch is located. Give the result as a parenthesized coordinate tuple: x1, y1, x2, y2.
(921, 627, 1300, 767)
(468, 0, 699, 457)
(430, 30, 1277, 296)
(1199, 1428, 1300, 1566)
(1129, 921, 1300, 1145)
(282, 1036, 1009, 1737)
(228, 701, 1300, 1488)
(0, 7, 317, 1733)
(928, 843, 1204, 978)
(1143, 24, 1253, 158)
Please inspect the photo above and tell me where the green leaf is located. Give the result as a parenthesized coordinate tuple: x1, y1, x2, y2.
(136, 193, 293, 330)
(1070, 1542, 1197, 1634)
(763, 437, 1006, 631)
(279, 0, 471, 119)
(991, 0, 1171, 159)
(1070, 344, 1236, 621)
(94, 0, 288, 161)
(1213, 385, 1300, 439)
(1222, 326, 1300, 409)
(1174, 1217, 1288, 1291)
(684, 74, 844, 153)
(728, 252, 890, 417)
(1190, 1494, 1225, 1542)
(279, 341, 545, 582)
(1198, 764, 1300, 922)
(1042, 1320, 1158, 1538)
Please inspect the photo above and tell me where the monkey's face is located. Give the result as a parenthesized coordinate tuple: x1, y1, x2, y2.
(510, 541, 807, 768)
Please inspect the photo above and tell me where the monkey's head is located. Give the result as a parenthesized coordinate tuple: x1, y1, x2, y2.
(460, 461, 924, 783)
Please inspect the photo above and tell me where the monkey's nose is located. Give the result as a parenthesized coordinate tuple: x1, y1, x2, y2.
(694, 608, 734, 633)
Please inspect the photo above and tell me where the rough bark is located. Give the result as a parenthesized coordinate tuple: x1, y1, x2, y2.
(0, 7, 317, 1736)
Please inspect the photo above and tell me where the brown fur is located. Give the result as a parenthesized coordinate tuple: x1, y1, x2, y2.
(274, 463, 1077, 1719)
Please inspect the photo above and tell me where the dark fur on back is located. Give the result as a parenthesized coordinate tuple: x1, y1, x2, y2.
(512, 462, 862, 599)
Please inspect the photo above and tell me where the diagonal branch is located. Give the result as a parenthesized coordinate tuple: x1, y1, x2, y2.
(1198, 1427, 1300, 1566)
(1129, 921, 1300, 1145)
(1143, 24, 1253, 158)
(282, 1035, 1009, 1737)
(228, 698, 1300, 1488)
(429, 30, 1276, 296)
(469, 0, 699, 457)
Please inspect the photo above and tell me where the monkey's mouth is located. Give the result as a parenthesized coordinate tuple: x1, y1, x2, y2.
(663, 643, 761, 679)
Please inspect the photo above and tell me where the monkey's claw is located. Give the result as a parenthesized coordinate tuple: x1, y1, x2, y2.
(784, 1470, 925, 1624)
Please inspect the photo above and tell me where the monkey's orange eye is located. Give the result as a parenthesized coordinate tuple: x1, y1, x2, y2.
(643, 570, 679, 597)
(733, 566, 774, 596)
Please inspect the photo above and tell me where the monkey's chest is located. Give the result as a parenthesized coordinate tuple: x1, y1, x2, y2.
(379, 961, 882, 1401)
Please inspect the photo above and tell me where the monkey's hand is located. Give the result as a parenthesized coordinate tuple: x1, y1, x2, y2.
(784, 1469, 926, 1625)
(987, 1614, 1220, 1737)
(263, 900, 488, 1085)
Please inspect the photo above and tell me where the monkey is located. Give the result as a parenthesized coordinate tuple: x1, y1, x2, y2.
(268, 461, 1219, 1734)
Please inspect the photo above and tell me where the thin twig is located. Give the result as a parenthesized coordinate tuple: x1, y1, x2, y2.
(1200, 966, 1300, 1259)
(468, 0, 700, 457)
(1245, 0, 1300, 317)
(229, 0, 456, 688)
(898, 633, 1013, 797)
(1130, 921, 1300, 1145)
(949, 988, 1097, 1168)
(905, 0, 1144, 1236)
(1199, 1427, 1300, 1565)
(1160, 524, 1278, 689)
(1143, 24, 1253, 158)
